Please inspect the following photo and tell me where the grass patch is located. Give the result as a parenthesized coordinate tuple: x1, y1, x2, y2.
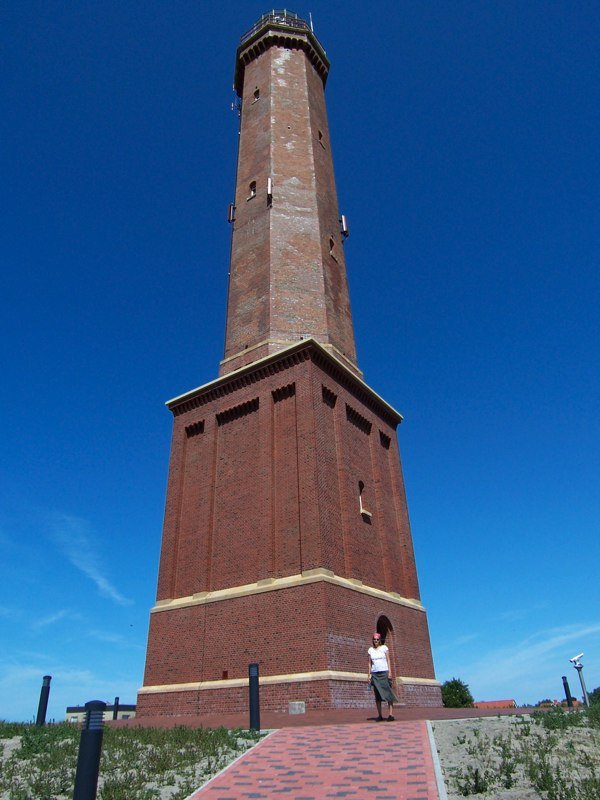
(0, 721, 262, 800)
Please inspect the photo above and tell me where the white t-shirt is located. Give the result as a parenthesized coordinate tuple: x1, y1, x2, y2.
(369, 644, 389, 673)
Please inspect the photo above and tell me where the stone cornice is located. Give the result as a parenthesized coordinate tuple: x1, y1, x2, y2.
(167, 339, 402, 428)
(220, 337, 361, 377)
(234, 22, 329, 95)
(138, 671, 440, 694)
(151, 567, 423, 614)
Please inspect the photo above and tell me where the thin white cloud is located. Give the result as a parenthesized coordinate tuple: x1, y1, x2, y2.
(455, 621, 600, 703)
(0, 606, 22, 620)
(0, 659, 141, 721)
(434, 632, 479, 653)
(493, 603, 548, 623)
(48, 513, 132, 606)
(31, 609, 83, 630)
(86, 629, 145, 651)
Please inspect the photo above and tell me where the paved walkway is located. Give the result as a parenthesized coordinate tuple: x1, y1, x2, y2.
(189, 721, 442, 800)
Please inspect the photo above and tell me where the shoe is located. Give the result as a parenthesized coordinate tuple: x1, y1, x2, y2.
(375, 715, 384, 722)
(387, 715, 395, 721)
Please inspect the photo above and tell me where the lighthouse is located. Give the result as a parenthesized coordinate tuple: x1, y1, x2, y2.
(137, 10, 441, 717)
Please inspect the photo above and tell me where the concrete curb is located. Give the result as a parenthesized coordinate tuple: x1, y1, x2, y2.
(427, 719, 449, 800)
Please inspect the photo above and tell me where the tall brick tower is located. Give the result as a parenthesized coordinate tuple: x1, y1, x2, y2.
(137, 11, 441, 717)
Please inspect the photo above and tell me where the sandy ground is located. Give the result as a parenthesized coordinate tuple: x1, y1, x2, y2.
(2, 714, 599, 799)
(431, 714, 600, 799)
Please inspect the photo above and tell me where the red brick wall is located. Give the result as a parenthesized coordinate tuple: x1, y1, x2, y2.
(153, 353, 422, 600)
(306, 51, 356, 371)
(137, 678, 441, 717)
(144, 582, 435, 686)
(143, 603, 206, 687)
(141, 562, 438, 714)
(272, 387, 302, 577)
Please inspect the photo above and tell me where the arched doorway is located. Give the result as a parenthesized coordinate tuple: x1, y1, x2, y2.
(376, 616, 397, 687)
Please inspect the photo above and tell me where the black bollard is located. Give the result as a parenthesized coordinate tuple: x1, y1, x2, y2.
(73, 700, 106, 800)
(36, 675, 52, 726)
(112, 696, 119, 721)
(562, 676, 573, 708)
(249, 663, 260, 731)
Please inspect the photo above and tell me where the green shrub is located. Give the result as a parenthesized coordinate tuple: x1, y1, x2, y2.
(455, 765, 492, 795)
(532, 706, 585, 730)
(441, 678, 474, 708)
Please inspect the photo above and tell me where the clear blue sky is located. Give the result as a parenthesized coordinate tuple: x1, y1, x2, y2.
(1, 1, 598, 721)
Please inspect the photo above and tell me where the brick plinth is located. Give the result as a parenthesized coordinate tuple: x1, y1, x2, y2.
(137, 679, 441, 718)
(142, 579, 435, 687)
(138, 342, 440, 717)
(401, 683, 444, 707)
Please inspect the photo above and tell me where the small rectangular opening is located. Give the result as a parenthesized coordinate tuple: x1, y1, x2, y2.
(322, 385, 337, 408)
(185, 420, 205, 437)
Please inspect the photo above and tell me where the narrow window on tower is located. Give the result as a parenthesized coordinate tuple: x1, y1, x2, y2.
(329, 235, 338, 262)
(248, 180, 257, 200)
(358, 481, 372, 521)
(252, 87, 260, 103)
(318, 129, 326, 148)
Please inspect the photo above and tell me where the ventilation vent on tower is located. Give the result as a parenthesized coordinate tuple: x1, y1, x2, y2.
(185, 420, 205, 437)
(346, 404, 372, 435)
(272, 383, 295, 402)
(227, 203, 236, 223)
(216, 398, 259, 426)
(379, 431, 391, 449)
(322, 385, 337, 408)
(340, 215, 349, 239)
(267, 177, 273, 207)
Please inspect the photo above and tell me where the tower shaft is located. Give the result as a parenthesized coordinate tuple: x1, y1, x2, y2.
(221, 14, 358, 377)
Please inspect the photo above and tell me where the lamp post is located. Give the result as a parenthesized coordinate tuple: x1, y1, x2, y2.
(73, 700, 106, 800)
(36, 675, 52, 726)
(569, 653, 590, 707)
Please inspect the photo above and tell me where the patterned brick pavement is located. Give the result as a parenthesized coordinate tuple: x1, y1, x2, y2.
(188, 721, 440, 800)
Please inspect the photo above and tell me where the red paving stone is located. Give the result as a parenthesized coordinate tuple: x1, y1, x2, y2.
(188, 721, 440, 800)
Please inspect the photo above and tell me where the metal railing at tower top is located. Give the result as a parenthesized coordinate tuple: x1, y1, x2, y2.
(240, 10, 311, 44)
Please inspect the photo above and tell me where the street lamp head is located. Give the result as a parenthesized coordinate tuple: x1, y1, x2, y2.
(569, 652, 584, 665)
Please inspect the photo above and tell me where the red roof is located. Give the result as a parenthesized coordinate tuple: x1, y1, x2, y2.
(474, 700, 517, 709)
